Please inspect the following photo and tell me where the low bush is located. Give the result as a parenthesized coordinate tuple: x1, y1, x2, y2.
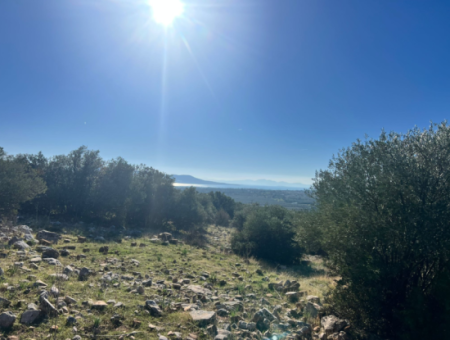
(231, 205, 302, 264)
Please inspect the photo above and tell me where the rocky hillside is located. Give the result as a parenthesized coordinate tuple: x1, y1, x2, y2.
(0, 224, 346, 340)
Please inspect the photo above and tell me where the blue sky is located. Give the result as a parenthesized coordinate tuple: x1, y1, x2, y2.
(1, 0, 450, 185)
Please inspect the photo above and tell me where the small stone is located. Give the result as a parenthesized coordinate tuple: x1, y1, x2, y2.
(0, 311, 16, 329)
(91, 301, 108, 310)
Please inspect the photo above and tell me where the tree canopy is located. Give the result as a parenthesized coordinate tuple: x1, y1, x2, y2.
(312, 122, 450, 339)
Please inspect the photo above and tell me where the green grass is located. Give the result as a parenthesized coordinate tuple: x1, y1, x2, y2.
(0, 225, 334, 339)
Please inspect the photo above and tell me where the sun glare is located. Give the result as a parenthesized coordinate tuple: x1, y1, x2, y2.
(149, 0, 184, 26)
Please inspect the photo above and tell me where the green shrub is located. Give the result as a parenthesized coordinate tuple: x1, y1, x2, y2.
(313, 122, 450, 339)
(231, 205, 302, 264)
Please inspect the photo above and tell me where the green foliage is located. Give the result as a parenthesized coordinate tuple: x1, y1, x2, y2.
(0, 148, 47, 219)
(172, 187, 208, 230)
(313, 122, 450, 339)
(231, 205, 302, 264)
(294, 209, 325, 255)
(208, 191, 236, 218)
(6, 146, 237, 234)
(215, 208, 230, 227)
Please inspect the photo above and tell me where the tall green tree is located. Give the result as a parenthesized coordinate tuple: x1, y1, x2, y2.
(313, 122, 450, 339)
(127, 165, 175, 228)
(90, 157, 134, 225)
(0, 147, 47, 219)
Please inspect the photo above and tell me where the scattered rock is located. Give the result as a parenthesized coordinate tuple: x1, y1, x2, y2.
(145, 300, 163, 317)
(285, 291, 299, 302)
(42, 248, 60, 259)
(40, 297, 58, 316)
(60, 249, 70, 256)
(159, 232, 172, 241)
(91, 301, 108, 310)
(187, 285, 212, 296)
(321, 315, 348, 335)
(20, 309, 42, 325)
(65, 296, 77, 305)
(0, 311, 16, 329)
(13, 240, 30, 250)
(78, 267, 90, 281)
(36, 230, 61, 244)
(189, 310, 216, 327)
(305, 302, 322, 318)
(0, 297, 11, 307)
(64, 266, 74, 275)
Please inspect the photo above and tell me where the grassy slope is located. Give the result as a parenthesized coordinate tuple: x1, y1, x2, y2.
(0, 225, 334, 339)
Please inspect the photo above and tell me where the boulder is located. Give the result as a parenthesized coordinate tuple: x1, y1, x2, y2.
(305, 302, 322, 318)
(214, 330, 231, 340)
(42, 248, 60, 259)
(20, 310, 42, 325)
(17, 225, 33, 234)
(78, 267, 90, 281)
(40, 297, 58, 316)
(64, 296, 77, 305)
(189, 310, 216, 327)
(285, 291, 299, 302)
(0, 297, 11, 307)
(0, 311, 16, 329)
(321, 315, 348, 335)
(63, 266, 74, 275)
(13, 240, 30, 250)
(91, 301, 108, 310)
(43, 258, 61, 266)
(8, 236, 21, 246)
(223, 301, 243, 312)
(145, 300, 163, 317)
(60, 249, 70, 257)
(36, 230, 61, 244)
(306, 295, 321, 304)
(329, 331, 350, 340)
(142, 279, 153, 287)
(159, 232, 172, 241)
(187, 285, 212, 296)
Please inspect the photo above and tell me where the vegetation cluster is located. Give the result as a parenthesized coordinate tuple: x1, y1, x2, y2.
(0, 146, 236, 236)
(2, 122, 450, 339)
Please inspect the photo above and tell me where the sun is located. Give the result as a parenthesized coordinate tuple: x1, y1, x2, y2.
(149, 0, 184, 26)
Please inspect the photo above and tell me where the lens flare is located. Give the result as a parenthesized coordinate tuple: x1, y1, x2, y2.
(149, 0, 184, 26)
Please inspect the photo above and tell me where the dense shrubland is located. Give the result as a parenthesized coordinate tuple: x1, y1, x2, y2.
(230, 205, 302, 264)
(2, 122, 450, 339)
(308, 123, 450, 339)
(0, 146, 236, 234)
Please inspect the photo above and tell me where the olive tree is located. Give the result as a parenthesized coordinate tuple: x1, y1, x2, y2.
(0, 147, 47, 219)
(313, 123, 450, 339)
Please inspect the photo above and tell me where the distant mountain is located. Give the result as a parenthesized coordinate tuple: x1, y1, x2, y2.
(172, 175, 230, 187)
(172, 174, 308, 190)
(220, 179, 308, 189)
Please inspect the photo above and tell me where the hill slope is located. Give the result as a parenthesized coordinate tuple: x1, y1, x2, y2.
(0, 223, 334, 339)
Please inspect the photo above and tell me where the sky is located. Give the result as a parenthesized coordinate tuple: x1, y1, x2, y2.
(1, 0, 450, 186)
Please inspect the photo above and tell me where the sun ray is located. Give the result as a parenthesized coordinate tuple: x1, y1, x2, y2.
(149, 0, 184, 26)
(180, 35, 216, 98)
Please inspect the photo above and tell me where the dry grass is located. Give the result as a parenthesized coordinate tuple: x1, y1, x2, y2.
(0, 225, 335, 339)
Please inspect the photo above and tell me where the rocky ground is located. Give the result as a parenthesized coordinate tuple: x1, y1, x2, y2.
(0, 223, 348, 340)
